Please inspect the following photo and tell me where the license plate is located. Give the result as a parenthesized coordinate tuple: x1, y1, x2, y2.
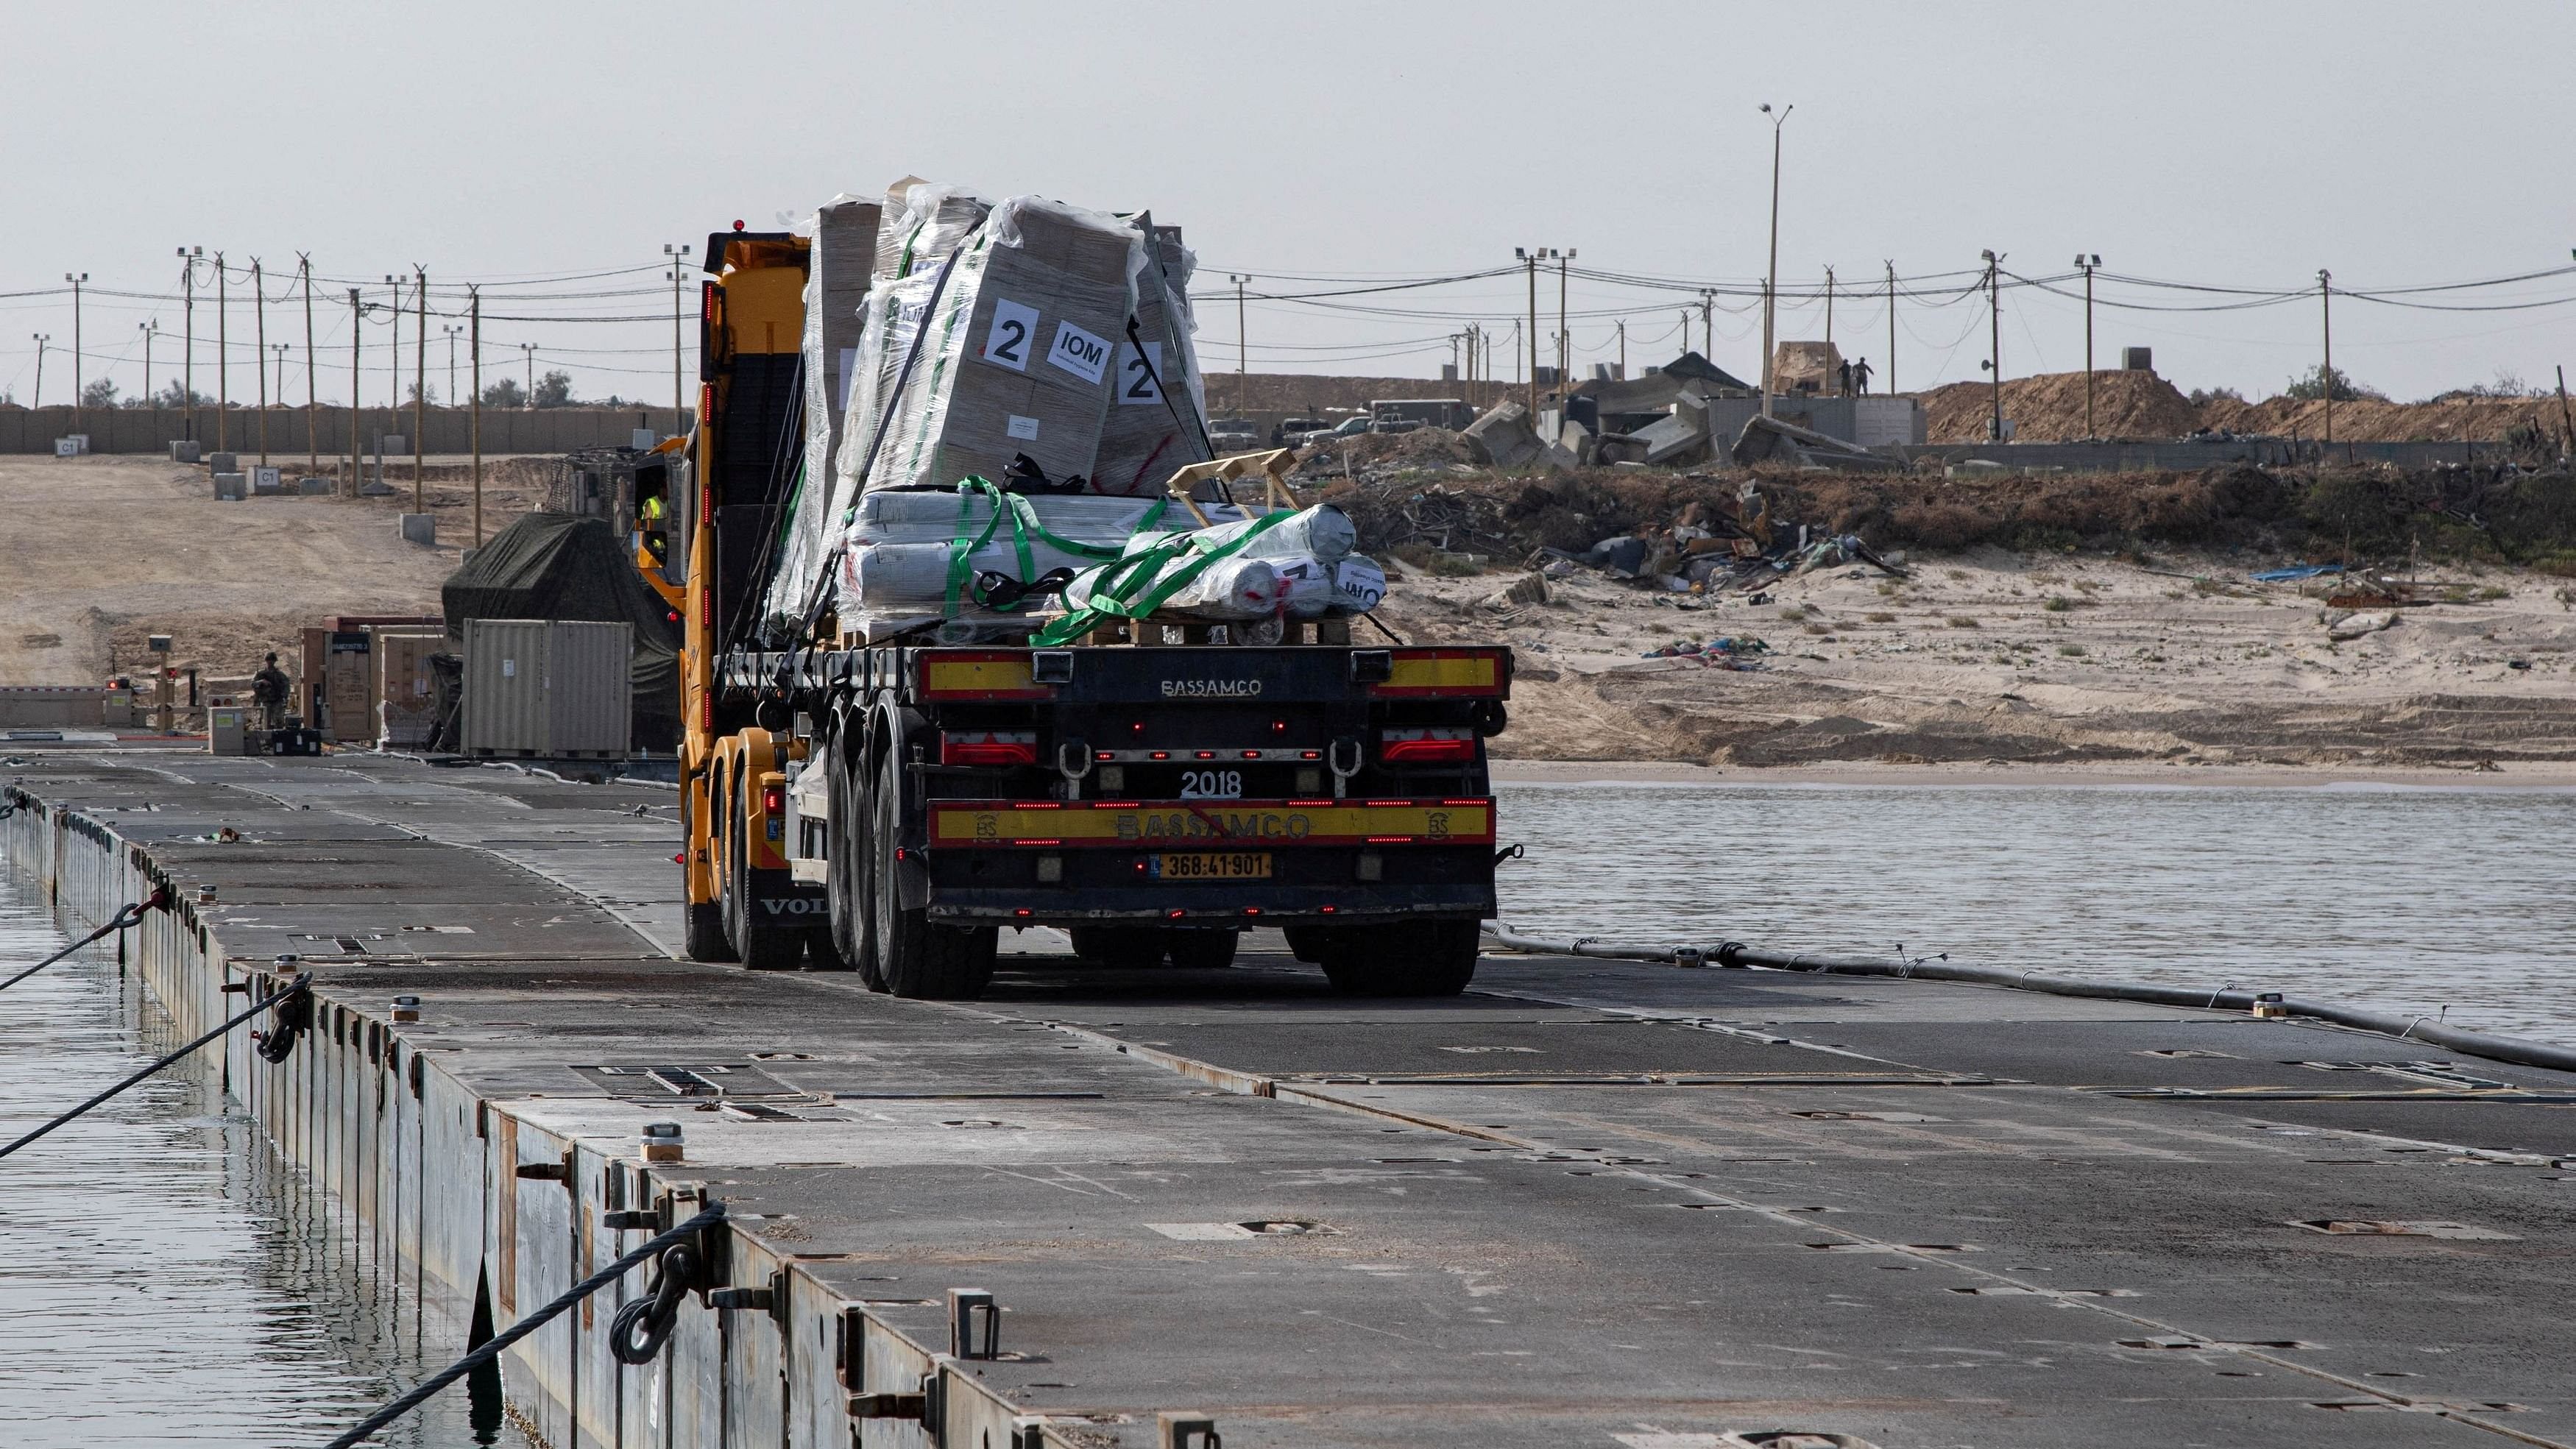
(1150, 851, 1273, 880)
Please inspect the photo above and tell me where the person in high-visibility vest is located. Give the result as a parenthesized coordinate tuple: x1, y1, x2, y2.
(639, 492, 668, 561)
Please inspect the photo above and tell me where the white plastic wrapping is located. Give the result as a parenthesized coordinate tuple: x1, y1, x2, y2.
(1130, 503, 1357, 564)
(868, 196, 1139, 497)
(1270, 553, 1388, 617)
(767, 194, 882, 632)
(1066, 554, 1282, 620)
(1091, 220, 1214, 495)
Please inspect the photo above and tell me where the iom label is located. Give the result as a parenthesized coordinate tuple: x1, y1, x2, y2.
(1046, 319, 1112, 384)
(1118, 341, 1164, 405)
(981, 298, 1038, 371)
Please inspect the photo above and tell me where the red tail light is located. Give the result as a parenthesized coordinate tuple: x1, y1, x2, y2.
(761, 784, 784, 815)
(940, 730, 1038, 768)
(698, 693, 712, 732)
(1380, 726, 1476, 763)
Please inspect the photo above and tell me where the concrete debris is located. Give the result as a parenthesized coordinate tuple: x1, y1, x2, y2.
(1460, 401, 1572, 473)
(1730, 413, 1906, 472)
(1481, 573, 1550, 610)
(1635, 394, 1713, 467)
(2325, 609, 2400, 641)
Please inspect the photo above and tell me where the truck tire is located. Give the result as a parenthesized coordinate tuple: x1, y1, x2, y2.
(813, 729, 863, 974)
(1162, 928, 1239, 971)
(1319, 919, 1478, 997)
(1069, 926, 1166, 968)
(872, 747, 994, 999)
(680, 785, 735, 963)
(730, 812, 804, 972)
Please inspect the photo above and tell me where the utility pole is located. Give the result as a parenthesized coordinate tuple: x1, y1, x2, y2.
(140, 320, 156, 407)
(413, 263, 427, 503)
(177, 246, 201, 440)
(1884, 261, 1897, 396)
(215, 252, 228, 450)
(1556, 249, 1575, 389)
(29, 335, 46, 409)
(1823, 264, 1835, 363)
(252, 259, 268, 466)
(1758, 101, 1792, 418)
(1617, 319, 1627, 379)
(384, 274, 402, 462)
(63, 272, 86, 430)
(299, 255, 316, 469)
(347, 289, 363, 497)
(470, 286, 484, 547)
(2075, 254, 2101, 437)
(663, 243, 692, 415)
(1696, 288, 1715, 360)
(273, 344, 288, 410)
(1226, 273, 1250, 414)
(522, 342, 535, 407)
(2318, 269, 2334, 446)
(1513, 249, 1551, 417)
(1980, 249, 2005, 442)
(445, 324, 460, 406)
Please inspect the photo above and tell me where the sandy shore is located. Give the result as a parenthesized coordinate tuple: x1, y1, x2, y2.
(1383, 544, 2576, 773)
(1492, 757, 2576, 788)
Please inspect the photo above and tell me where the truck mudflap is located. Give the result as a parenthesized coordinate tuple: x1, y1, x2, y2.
(926, 798, 1495, 848)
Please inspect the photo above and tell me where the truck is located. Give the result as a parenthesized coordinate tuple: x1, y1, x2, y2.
(660, 224, 1513, 1001)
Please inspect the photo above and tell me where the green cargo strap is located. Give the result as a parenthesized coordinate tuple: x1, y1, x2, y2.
(937, 478, 1173, 617)
(1031, 509, 1294, 645)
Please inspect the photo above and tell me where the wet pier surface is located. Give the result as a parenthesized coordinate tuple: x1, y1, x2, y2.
(5, 751, 2572, 1448)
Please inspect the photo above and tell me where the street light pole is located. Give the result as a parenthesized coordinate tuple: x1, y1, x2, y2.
(1227, 274, 1250, 414)
(1556, 249, 1575, 388)
(1758, 101, 1791, 419)
(663, 242, 692, 416)
(2075, 254, 2101, 437)
(1515, 248, 1555, 417)
(141, 321, 157, 408)
(215, 252, 228, 450)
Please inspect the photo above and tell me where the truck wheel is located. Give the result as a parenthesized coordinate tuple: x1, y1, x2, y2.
(1069, 926, 1165, 968)
(813, 733, 861, 974)
(1162, 929, 1239, 971)
(683, 901, 733, 962)
(1319, 920, 1478, 997)
(873, 748, 994, 999)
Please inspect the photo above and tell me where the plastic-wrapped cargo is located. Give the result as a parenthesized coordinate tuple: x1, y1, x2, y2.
(1089, 219, 1214, 496)
(866, 196, 1140, 498)
(766, 194, 882, 634)
(1032, 505, 1389, 643)
(873, 180, 988, 284)
(830, 483, 1237, 642)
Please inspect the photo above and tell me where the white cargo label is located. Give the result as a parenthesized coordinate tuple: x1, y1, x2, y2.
(835, 346, 859, 414)
(1005, 414, 1041, 441)
(1046, 320, 1112, 384)
(500, 659, 516, 678)
(982, 299, 1039, 371)
(1117, 341, 1164, 405)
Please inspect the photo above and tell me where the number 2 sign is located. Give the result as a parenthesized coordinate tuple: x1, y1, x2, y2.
(981, 299, 1039, 372)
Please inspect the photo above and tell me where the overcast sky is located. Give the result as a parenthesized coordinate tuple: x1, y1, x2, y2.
(5, 1, 2571, 409)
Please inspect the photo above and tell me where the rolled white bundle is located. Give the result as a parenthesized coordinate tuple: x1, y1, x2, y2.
(844, 538, 1109, 610)
(1128, 503, 1354, 566)
(1267, 553, 1389, 617)
(846, 489, 1192, 548)
(1065, 553, 1281, 620)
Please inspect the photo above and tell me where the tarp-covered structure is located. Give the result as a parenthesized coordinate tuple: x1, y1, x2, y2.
(440, 513, 681, 751)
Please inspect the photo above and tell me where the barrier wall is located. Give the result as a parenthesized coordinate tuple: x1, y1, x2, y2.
(0, 407, 690, 456)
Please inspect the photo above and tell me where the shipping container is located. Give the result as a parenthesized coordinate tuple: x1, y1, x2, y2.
(461, 619, 631, 758)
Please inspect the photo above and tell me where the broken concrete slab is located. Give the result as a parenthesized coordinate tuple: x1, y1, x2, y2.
(2326, 609, 2399, 641)
(1730, 413, 1906, 472)
(1461, 402, 1572, 473)
(1635, 394, 1713, 467)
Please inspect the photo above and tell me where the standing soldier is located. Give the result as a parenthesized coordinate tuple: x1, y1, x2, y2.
(252, 652, 293, 729)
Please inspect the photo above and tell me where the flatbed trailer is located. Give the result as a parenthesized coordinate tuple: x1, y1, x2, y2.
(710, 638, 1513, 999)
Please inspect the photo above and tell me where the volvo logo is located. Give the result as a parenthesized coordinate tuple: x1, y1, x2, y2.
(760, 898, 827, 916)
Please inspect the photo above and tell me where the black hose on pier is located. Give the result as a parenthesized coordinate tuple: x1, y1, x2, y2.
(0, 885, 172, 994)
(0, 973, 311, 1165)
(321, 1205, 726, 1449)
(1489, 929, 2576, 1077)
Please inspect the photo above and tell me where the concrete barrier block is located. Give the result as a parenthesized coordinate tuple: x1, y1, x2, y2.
(213, 472, 247, 500)
(169, 439, 202, 464)
(298, 476, 333, 495)
(399, 513, 437, 546)
(206, 451, 238, 474)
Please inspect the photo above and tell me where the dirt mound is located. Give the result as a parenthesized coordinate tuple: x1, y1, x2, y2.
(2196, 392, 2563, 443)
(1916, 369, 2201, 443)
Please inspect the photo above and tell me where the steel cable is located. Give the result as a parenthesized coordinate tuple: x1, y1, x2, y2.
(0, 973, 311, 1164)
(0, 886, 171, 995)
(323, 1205, 725, 1448)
